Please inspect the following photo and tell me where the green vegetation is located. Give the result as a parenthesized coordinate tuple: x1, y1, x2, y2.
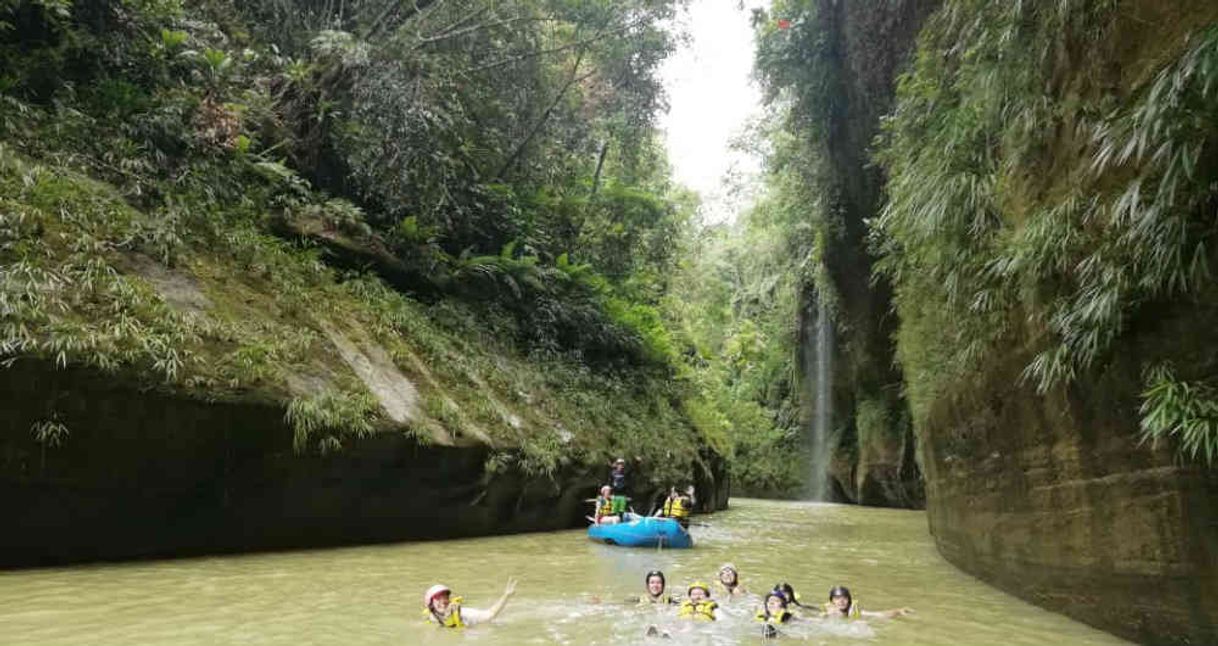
(873, 2, 1218, 464)
(0, 0, 716, 486)
(1140, 363, 1218, 466)
(664, 158, 816, 496)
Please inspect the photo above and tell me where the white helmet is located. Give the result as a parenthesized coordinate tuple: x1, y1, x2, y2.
(423, 584, 451, 607)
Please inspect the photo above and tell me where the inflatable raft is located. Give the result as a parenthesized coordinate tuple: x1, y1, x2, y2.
(587, 513, 693, 549)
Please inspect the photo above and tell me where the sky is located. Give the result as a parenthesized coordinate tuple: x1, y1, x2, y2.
(659, 0, 770, 225)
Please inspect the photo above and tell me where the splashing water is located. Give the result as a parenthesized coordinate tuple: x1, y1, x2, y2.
(0, 499, 1131, 646)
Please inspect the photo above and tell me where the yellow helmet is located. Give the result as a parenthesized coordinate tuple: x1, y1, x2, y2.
(688, 581, 711, 596)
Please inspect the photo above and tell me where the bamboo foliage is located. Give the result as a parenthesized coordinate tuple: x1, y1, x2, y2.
(874, 1, 1218, 463)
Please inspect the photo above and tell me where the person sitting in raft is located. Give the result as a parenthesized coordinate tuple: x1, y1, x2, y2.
(822, 585, 912, 620)
(593, 485, 619, 525)
(659, 486, 693, 529)
(633, 570, 677, 605)
(677, 581, 718, 621)
(422, 578, 517, 629)
(715, 563, 747, 597)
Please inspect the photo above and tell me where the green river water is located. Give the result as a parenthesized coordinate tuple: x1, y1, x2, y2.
(0, 499, 1131, 645)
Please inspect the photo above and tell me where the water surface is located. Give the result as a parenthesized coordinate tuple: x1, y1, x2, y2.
(0, 498, 1130, 645)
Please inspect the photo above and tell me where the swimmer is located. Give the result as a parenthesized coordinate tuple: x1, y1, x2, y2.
(677, 581, 718, 620)
(772, 582, 812, 614)
(422, 578, 517, 628)
(634, 570, 677, 605)
(756, 590, 796, 625)
(715, 563, 747, 597)
(757, 589, 795, 639)
(822, 585, 913, 620)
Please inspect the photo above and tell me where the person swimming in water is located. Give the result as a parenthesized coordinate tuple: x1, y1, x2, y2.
(772, 582, 812, 614)
(633, 570, 677, 605)
(677, 581, 718, 620)
(714, 563, 747, 597)
(822, 585, 912, 620)
(756, 589, 795, 639)
(422, 579, 517, 629)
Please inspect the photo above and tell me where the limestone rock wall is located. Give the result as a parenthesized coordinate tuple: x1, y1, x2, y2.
(1, 362, 728, 567)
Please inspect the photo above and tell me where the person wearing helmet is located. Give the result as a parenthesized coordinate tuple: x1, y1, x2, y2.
(422, 578, 517, 629)
(608, 458, 630, 515)
(634, 570, 676, 605)
(592, 485, 619, 525)
(715, 563, 747, 597)
(772, 582, 810, 613)
(755, 590, 795, 639)
(822, 585, 912, 620)
(677, 581, 718, 621)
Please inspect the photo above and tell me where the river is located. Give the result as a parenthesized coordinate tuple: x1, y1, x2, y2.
(0, 498, 1130, 645)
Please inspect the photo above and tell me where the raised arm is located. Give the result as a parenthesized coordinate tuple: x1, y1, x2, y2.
(484, 578, 518, 622)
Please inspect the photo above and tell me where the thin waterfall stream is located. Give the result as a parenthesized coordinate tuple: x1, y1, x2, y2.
(807, 294, 833, 501)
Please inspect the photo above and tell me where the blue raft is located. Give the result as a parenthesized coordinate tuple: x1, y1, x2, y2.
(587, 513, 693, 549)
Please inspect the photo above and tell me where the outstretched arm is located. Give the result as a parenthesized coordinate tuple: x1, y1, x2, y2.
(862, 607, 913, 619)
(485, 578, 518, 622)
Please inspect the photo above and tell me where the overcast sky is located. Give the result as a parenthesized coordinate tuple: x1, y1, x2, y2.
(659, 0, 769, 224)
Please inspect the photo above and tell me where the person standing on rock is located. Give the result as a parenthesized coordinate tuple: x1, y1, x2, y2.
(609, 457, 630, 515)
(422, 579, 517, 629)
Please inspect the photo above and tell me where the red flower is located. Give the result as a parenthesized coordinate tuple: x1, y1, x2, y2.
(777, 18, 791, 30)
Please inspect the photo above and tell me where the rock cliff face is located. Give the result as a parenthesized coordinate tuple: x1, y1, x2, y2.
(1, 361, 729, 567)
(923, 314, 1218, 645)
(806, 1, 1218, 643)
(797, 0, 939, 508)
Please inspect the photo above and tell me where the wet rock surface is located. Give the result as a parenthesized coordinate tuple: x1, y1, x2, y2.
(0, 361, 728, 568)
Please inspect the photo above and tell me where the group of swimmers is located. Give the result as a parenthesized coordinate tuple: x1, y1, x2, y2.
(422, 563, 912, 637)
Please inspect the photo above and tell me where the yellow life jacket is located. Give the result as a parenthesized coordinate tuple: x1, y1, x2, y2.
(663, 496, 691, 519)
(755, 609, 793, 624)
(423, 596, 466, 629)
(823, 600, 862, 619)
(678, 599, 718, 621)
(596, 497, 613, 517)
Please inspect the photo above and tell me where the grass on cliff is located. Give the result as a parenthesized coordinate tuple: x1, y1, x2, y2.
(0, 130, 708, 485)
(0, 0, 722, 487)
(873, 2, 1218, 465)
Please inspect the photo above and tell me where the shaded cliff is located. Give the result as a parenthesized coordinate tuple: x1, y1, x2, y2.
(2, 361, 728, 568)
(870, 1, 1218, 643)
(761, 0, 1218, 642)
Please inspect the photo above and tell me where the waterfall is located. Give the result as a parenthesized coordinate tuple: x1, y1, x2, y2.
(807, 294, 833, 501)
